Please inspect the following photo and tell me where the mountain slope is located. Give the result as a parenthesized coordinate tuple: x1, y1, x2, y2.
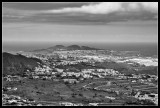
(47, 45, 65, 51)
(2, 52, 42, 76)
(67, 45, 81, 50)
(81, 46, 99, 50)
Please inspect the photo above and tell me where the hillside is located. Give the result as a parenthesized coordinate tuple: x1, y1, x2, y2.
(81, 46, 99, 50)
(67, 45, 81, 50)
(47, 45, 65, 51)
(2, 52, 42, 76)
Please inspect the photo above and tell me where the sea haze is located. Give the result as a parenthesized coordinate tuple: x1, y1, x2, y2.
(88, 42, 158, 57)
(3, 42, 157, 57)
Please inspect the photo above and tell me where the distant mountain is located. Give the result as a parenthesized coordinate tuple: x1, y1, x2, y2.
(81, 46, 99, 50)
(31, 49, 51, 53)
(2, 52, 42, 76)
(32, 45, 101, 53)
(67, 45, 81, 50)
(47, 45, 65, 51)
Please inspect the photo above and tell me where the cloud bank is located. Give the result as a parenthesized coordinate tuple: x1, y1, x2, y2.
(2, 2, 158, 24)
(46, 2, 158, 15)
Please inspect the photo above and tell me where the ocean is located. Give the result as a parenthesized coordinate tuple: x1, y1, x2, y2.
(87, 42, 158, 57)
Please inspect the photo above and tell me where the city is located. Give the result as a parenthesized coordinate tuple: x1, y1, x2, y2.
(2, 47, 158, 106)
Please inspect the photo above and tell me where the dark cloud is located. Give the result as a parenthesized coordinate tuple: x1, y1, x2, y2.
(2, 2, 90, 10)
(2, 2, 158, 25)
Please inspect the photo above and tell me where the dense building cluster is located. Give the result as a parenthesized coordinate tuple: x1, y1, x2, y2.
(2, 94, 38, 106)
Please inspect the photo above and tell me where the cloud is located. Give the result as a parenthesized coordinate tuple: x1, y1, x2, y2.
(2, 2, 90, 11)
(2, 2, 158, 24)
(46, 2, 158, 15)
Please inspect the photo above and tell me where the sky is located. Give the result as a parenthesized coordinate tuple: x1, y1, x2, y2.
(2, 2, 158, 50)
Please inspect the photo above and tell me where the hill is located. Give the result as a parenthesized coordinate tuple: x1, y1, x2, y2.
(67, 45, 81, 50)
(47, 45, 65, 51)
(2, 52, 42, 76)
(81, 46, 99, 50)
(32, 45, 101, 53)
